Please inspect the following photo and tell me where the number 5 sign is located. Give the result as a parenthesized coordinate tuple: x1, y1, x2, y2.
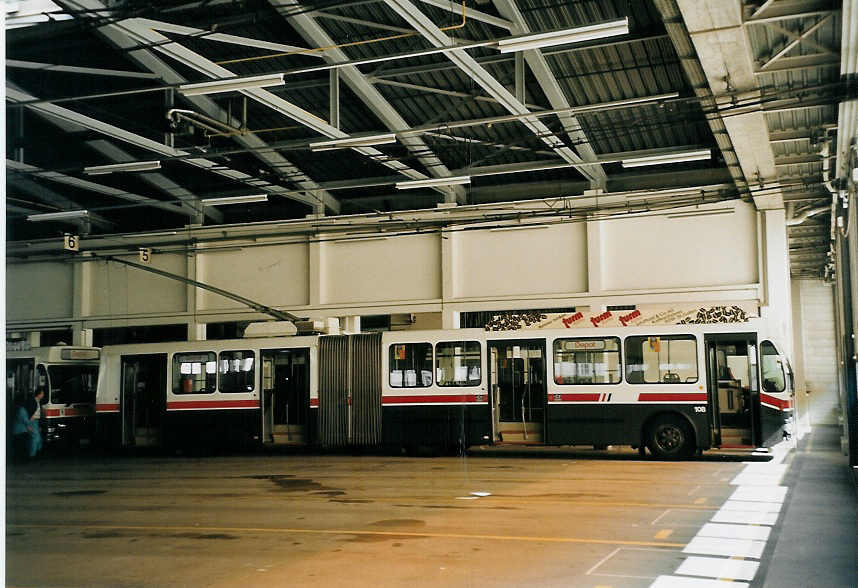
(139, 248, 152, 263)
(63, 234, 79, 251)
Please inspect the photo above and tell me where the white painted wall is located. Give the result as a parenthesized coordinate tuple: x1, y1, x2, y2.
(7, 200, 786, 338)
(322, 233, 440, 304)
(197, 243, 309, 311)
(87, 253, 186, 316)
(7, 261, 73, 320)
(792, 279, 839, 425)
(455, 223, 587, 298)
(601, 203, 758, 291)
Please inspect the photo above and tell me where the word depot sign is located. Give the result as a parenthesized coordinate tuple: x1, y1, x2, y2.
(485, 303, 757, 331)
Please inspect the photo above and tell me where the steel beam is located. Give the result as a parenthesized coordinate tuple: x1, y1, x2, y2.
(418, 0, 514, 30)
(492, 0, 607, 187)
(56, 0, 340, 215)
(86, 139, 222, 223)
(383, 0, 604, 185)
(6, 59, 160, 79)
(665, 0, 784, 209)
(273, 0, 467, 202)
(7, 160, 191, 221)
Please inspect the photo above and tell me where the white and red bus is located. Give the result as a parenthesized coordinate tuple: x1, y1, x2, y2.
(7, 345, 101, 449)
(93, 318, 793, 458)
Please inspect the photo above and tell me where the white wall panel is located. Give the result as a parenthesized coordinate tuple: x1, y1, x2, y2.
(7, 262, 73, 320)
(88, 253, 187, 316)
(323, 234, 440, 304)
(602, 204, 759, 290)
(795, 279, 839, 425)
(198, 244, 309, 311)
(456, 224, 587, 298)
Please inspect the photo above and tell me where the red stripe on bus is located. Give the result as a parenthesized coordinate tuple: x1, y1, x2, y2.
(760, 393, 792, 410)
(550, 393, 601, 402)
(43, 407, 93, 417)
(96, 403, 120, 413)
(637, 393, 708, 402)
(310, 398, 319, 407)
(167, 400, 259, 410)
(382, 394, 483, 404)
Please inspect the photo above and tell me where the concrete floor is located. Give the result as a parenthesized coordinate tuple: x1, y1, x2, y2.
(2, 443, 834, 587)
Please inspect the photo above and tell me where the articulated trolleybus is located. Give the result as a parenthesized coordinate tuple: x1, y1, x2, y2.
(7, 345, 101, 448)
(95, 310, 793, 457)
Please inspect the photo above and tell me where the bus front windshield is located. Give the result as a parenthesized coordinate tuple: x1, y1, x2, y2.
(47, 365, 98, 405)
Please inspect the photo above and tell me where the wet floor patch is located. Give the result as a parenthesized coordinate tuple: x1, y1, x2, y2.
(245, 474, 348, 496)
(519, 492, 610, 499)
(82, 531, 123, 539)
(314, 490, 346, 497)
(330, 498, 372, 504)
(174, 533, 238, 540)
(370, 519, 426, 528)
(344, 533, 420, 543)
(52, 490, 107, 497)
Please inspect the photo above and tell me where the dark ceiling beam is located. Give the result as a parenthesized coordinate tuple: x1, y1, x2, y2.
(272, 0, 467, 203)
(86, 139, 222, 223)
(371, 31, 670, 80)
(383, 0, 605, 186)
(7, 159, 191, 220)
(744, 1, 838, 24)
(55, 0, 340, 215)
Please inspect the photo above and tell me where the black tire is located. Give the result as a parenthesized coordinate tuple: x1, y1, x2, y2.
(646, 415, 694, 459)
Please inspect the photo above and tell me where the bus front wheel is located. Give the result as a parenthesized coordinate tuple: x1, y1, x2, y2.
(646, 415, 694, 459)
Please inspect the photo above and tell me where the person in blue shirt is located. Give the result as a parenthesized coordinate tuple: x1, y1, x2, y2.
(12, 389, 44, 459)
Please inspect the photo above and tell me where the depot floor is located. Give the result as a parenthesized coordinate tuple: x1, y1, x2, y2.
(5, 427, 856, 588)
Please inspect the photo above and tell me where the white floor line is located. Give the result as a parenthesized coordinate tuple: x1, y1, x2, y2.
(729, 472, 786, 486)
(710, 509, 779, 525)
(584, 547, 621, 576)
(649, 438, 794, 588)
(695, 522, 771, 541)
(728, 485, 788, 503)
(675, 556, 760, 581)
(682, 536, 766, 559)
(651, 575, 749, 587)
(651, 509, 672, 525)
(718, 499, 783, 513)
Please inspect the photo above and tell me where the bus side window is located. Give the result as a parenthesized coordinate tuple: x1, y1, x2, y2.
(36, 365, 49, 399)
(760, 341, 786, 393)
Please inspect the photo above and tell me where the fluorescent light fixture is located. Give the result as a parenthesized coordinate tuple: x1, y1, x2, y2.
(396, 176, 471, 190)
(27, 210, 89, 222)
(621, 149, 711, 168)
(666, 208, 734, 219)
(201, 194, 269, 206)
(309, 133, 397, 151)
(497, 18, 629, 53)
(178, 73, 285, 96)
(83, 160, 161, 175)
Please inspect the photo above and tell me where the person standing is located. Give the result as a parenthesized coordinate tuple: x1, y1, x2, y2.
(25, 389, 44, 458)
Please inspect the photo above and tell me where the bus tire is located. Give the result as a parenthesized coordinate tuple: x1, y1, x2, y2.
(646, 414, 694, 459)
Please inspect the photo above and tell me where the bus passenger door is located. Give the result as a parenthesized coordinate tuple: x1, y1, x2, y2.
(261, 349, 310, 445)
(120, 354, 166, 447)
(704, 336, 756, 448)
(489, 340, 545, 443)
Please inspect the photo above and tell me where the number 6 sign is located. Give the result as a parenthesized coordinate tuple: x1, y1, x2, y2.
(63, 234, 79, 251)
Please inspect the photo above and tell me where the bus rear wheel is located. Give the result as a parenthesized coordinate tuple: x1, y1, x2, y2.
(646, 415, 694, 459)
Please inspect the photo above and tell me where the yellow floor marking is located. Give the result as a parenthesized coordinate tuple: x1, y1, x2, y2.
(654, 529, 674, 539)
(9, 523, 684, 548)
(694, 497, 707, 504)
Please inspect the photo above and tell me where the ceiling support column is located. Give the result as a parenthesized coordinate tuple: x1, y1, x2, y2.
(661, 0, 784, 209)
(330, 69, 340, 130)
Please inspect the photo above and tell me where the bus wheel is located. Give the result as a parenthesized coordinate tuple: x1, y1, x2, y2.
(646, 415, 693, 459)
